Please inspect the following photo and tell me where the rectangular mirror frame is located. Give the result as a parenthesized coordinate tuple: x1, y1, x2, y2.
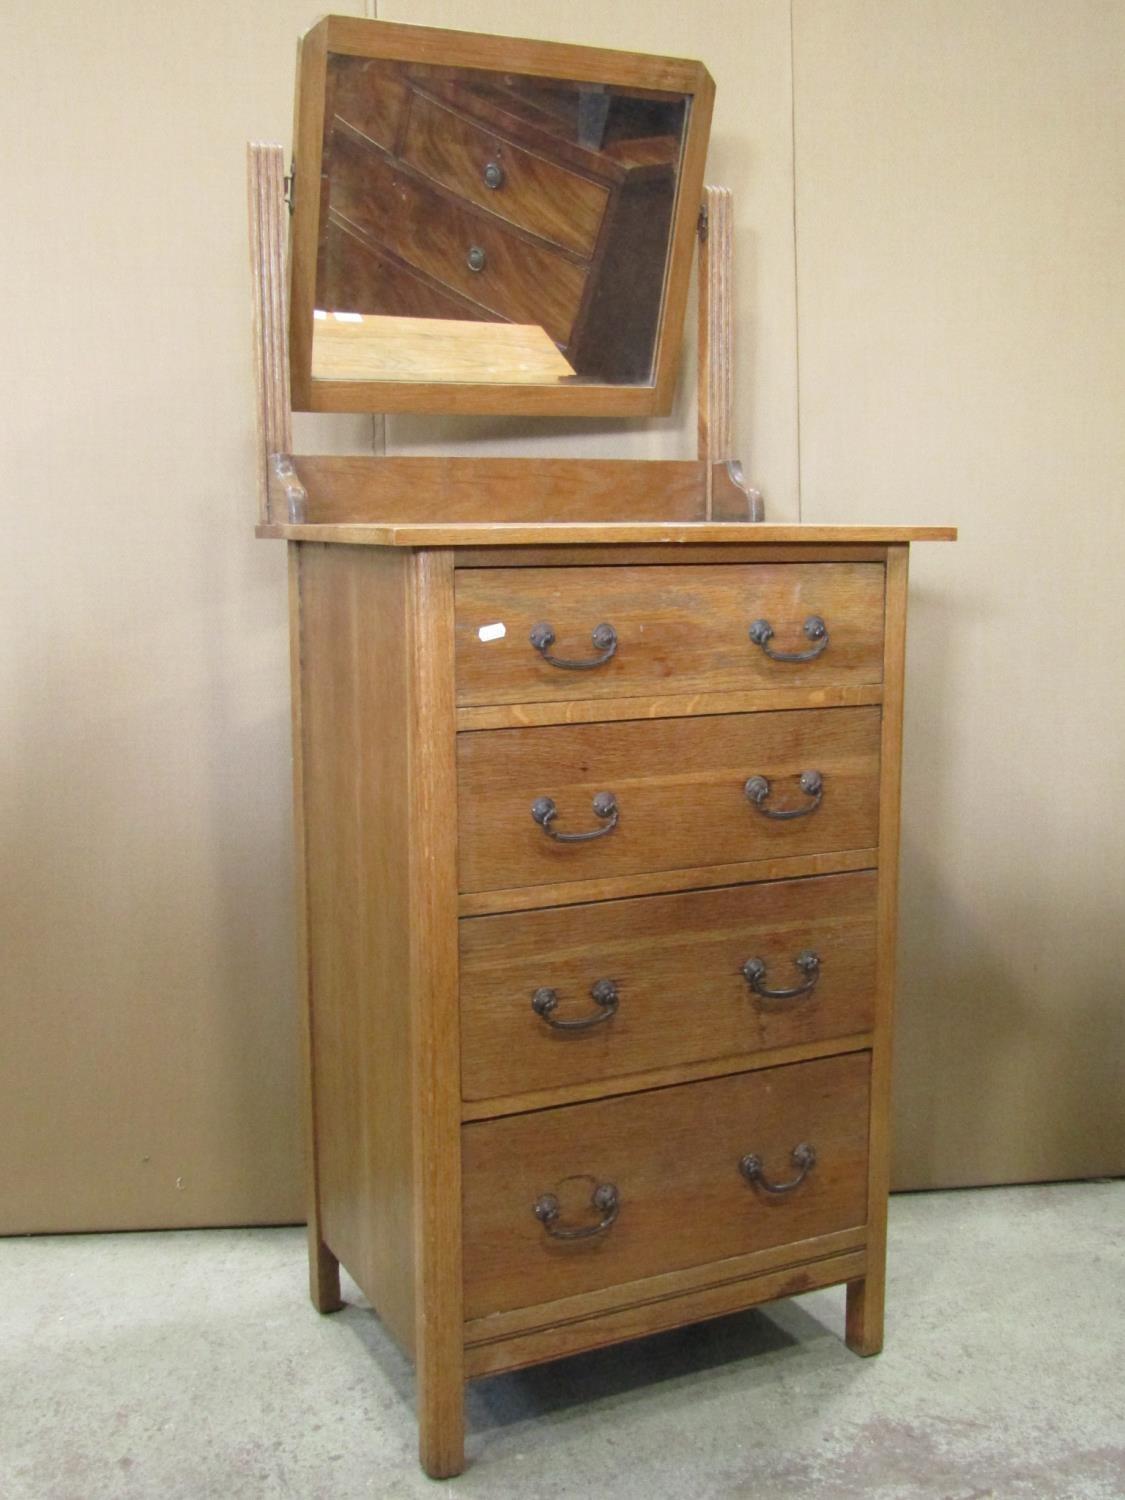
(288, 16, 715, 417)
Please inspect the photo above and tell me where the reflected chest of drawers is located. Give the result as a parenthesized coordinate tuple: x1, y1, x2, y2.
(289, 524, 941, 1478)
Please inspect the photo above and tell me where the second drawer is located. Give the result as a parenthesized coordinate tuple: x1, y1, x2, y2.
(457, 706, 882, 893)
(459, 870, 877, 1101)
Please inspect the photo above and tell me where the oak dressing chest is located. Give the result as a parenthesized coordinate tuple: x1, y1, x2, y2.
(251, 17, 954, 1479)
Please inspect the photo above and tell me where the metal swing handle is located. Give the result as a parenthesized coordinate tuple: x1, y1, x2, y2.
(742, 950, 821, 1000)
(531, 979, 620, 1031)
(529, 621, 618, 670)
(749, 615, 829, 662)
(739, 1143, 817, 1195)
(531, 792, 619, 842)
(533, 1181, 620, 1239)
(744, 771, 823, 820)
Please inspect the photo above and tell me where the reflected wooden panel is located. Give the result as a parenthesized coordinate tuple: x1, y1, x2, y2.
(311, 315, 576, 385)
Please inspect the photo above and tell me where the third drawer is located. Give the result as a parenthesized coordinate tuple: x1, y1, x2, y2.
(459, 870, 877, 1102)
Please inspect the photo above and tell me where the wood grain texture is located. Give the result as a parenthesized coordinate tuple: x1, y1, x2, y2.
(288, 546, 341, 1315)
(247, 143, 293, 525)
(290, 16, 714, 416)
(327, 128, 587, 342)
(454, 563, 885, 706)
(847, 544, 909, 1359)
(464, 1250, 868, 1377)
(650, 67, 715, 411)
(457, 707, 883, 893)
(321, 16, 714, 91)
(451, 544, 890, 567)
(698, 185, 733, 482)
(282, 455, 707, 525)
(404, 549, 465, 1478)
(259, 521, 957, 546)
(457, 847, 878, 917)
(297, 544, 417, 1352)
(311, 314, 577, 385)
(464, 1225, 866, 1345)
(459, 870, 877, 1101)
(460, 1033, 873, 1121)
(457, 683, 884, 732)
(289, 20, 328, 411)
(461, 1053, 870, 1319)
(400, 89, 609, 255)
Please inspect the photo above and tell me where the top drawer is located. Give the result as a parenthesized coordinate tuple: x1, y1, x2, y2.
(401, 92, 609, 258)
(455, 564, 885, 707)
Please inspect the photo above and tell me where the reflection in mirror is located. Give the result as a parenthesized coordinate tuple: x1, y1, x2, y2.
(313, 55, 688, 389)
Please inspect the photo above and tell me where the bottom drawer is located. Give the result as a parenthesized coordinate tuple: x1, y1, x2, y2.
(462, 1052, 870, 1320)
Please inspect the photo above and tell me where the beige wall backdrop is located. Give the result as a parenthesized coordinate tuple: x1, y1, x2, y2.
(1, 1, 1121, 1233)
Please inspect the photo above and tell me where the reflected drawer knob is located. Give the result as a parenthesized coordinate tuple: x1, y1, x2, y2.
(466, 245, 487, 272)
(482, 160, 505, 190)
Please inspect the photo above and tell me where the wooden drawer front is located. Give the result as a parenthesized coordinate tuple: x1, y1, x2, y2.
(459, 871, 877, 1101)
(455, 564, 885, 707)
(401, 92, 609, 257)
(329, 130, 587, 344)
(457, 707, 881, 894)
(462, 1053, 870, 1319)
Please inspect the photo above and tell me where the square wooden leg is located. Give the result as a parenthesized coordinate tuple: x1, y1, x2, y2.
(845, 1273, 884, 1356)
(418, 1362, 465, 1480)
(308, 1229, 343, 1314)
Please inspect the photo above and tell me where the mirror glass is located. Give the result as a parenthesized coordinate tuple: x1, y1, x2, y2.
(287, 22, 713, 413)
(313, 57, 688, 391)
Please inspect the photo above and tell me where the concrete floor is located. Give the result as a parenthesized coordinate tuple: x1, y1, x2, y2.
(1, 1183, 1121, 1499)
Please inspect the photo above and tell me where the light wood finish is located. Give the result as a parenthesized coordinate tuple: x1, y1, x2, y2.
(464, 1224, 866, 1346)
(295, 544, 464, 1478)
(259, 520, 957, 546)
(456, 706, 882, 894)
(847, 544, 908, 1359)
(311, 315, 577, 385)
(273, 526, 950, 1474)
(698, 186, 734, 487)
(297, 545, 418, 1351)
(695, 184, 764, 521)
(465, 1249, 868, 1377)
(274, 455, 708, 525)
(457, 682, 884, 732)
(458, 847, 878, 917)
(459, 871, 876, 1102)
(246, 143, 292, 525)
(404, 549, 465, 1479)
(454, 562, 885, 706)
(461, 1053, 870, 1319)
(460, 1032, 874, 1122)
(288, 546, 341, 1314)
(452, 544, 891, 567)
(289, 16, 715, 416)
